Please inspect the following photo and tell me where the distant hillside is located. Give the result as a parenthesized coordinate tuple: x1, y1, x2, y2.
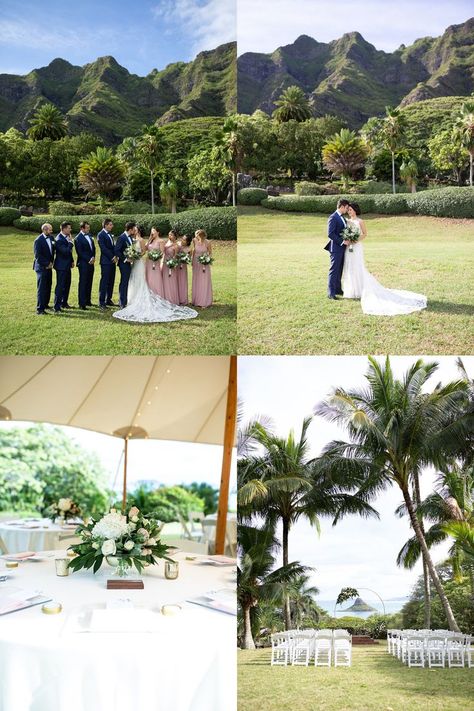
(237, 18, 474, 127)
(0, 42, 236, 144)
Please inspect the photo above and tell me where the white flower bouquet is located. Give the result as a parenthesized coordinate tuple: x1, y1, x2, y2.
(197, 253, 214, 272)
(68, 507, 172, 575)
(48, 498, 81, 523)
(124, 244, 142, 262)
(147, 249, 163, 270)
(342, 225, 360, 252)
(165, 257, 179, 276)
(177, 252, 192, 268)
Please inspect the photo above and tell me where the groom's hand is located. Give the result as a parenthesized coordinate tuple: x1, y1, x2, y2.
(343, 240, 350, 246)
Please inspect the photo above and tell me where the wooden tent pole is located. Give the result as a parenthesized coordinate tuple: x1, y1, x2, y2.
(215, 356, 237, 555)
(122, 436, 129, 512)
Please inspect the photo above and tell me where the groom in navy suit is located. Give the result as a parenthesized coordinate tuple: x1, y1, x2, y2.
(324, 199, 350, 299)
(75, 221, 95, 310)
(97, 218, 117, 310)
(33, 222, 55, 314)
(114, 221, 136, 308)
(53, 221, 74, 312)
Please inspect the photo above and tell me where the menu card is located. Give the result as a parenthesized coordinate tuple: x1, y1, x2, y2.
(0, 589, 52, 616)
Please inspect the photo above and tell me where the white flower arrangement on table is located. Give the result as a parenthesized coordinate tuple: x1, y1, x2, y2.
(165, 257, 179, 276)
(197, 253, 214, 272)
(48, 498, 81, 523)
(342, 224, 360, 253)
(147, 249, 163, 270)
(124, 244, 142, 262)
(68, 507, 172, 575)
(177, 252, 192, 268)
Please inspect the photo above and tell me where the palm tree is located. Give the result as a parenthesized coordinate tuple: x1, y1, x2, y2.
(381, 107, 407, 194)
(455, 99, 474, 186)
(238, 523, 308, 649)
(286, 573, 321, 628)
(78, 147, 125, 208)
(137, 126, 163, 214)
(322, 129, 368, 189)
(400, 158, 418, 193)
(160, 177, 179, 213)
(273, 86, 312, 123)
(314, 357, 472, 632)
(216, 116, 244, 207)
(28, 103, 68, 140)
(238, 416, 378, 629)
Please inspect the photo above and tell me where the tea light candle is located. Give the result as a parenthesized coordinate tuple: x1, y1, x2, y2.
(164, 561, 179, 580)
(41, 601, 62, 615)
(5, 561, 18, 569)
(161, 604, 182, 616)
(55, 558, 70, 576)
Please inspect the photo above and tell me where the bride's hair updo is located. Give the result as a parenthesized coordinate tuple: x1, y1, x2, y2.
(349, 202, 361, 216)
(136, 224, 146, 238)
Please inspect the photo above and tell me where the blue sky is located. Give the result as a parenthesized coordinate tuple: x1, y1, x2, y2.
(0, 0, 236, 76)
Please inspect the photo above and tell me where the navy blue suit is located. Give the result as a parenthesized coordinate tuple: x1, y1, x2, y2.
(75, 231, 96, 307)
(324, 211, 347, 297)
(97, 229, 116, 306)
(114, 232, 133, 307)
(33, 233, 54, 313)
(53, 233, 74, 310)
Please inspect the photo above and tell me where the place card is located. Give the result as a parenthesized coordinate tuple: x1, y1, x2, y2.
(106, 579, 144, 590)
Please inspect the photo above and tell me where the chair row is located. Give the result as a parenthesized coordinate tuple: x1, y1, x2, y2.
(271, 630, 352, 667)
(387, 629, 474, 668)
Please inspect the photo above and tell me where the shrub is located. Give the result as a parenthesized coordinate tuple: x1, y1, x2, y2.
(262, 193, 409, 214)
(295, 182, 341, 196)
(371, 194, 409, 214)
(76, 203, 100, 215)
(13, 206, 237, 240)
(48, 200, 77, 215)
(112, 200, 154, 214)
(0, 206, 21, 225)
(407, 186, 474, 218)
(237, 188, 268, 205)
(126, 484, 204, 522)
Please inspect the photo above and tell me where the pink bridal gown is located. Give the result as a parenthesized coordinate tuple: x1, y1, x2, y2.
(192, 241, 213, 308)
(177, 248, 190, 305)
(163, 243, 180, 305)
(145, 239, 164, 298)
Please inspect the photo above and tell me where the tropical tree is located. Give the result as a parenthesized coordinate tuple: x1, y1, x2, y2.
(78, 147, 125, 207)
(428, 129, 469, 185)
(273, 86, 312, 123)
(238, 416, 377, 629)
(216, 116, 244, 206)
(28, 103, 68, 141)
(238, 523, 307, 649)
(159, 177, 179, 213)
(322, 129, 368, 188)
(188, 146, 231, 204)
(136, 126, 163, 213)
(381, 107, 407, 194)
(286, 573, 321, 628)
(314, 357, 472, 632)
(399, 158, 418, 193)
(455, 99, 474, 186)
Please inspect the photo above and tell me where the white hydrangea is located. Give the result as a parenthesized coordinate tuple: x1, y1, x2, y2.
(92, 511, 129, 540)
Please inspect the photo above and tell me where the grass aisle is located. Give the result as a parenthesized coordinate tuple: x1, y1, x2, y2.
(0, 228, 236, 354)
(237, 207, 474, 354)
(238, 645, 474, 711)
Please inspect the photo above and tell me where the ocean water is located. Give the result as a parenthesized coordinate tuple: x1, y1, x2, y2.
(318, 599, 407, 618)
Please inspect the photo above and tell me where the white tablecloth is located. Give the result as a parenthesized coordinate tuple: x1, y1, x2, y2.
(0, 551, 236, 711)
(0, 519, 79, 554)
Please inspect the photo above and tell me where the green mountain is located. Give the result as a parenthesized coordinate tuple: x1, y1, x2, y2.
(237, 19, 474, 127)
(0, 42, 236, 144)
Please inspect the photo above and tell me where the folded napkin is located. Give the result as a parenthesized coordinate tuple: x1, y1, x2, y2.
(3, 552, 36, 560)
(198, 555, 236, 566)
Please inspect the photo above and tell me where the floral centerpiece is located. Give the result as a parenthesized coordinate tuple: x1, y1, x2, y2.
(124, 244, 142, 262)
(68, 506, 172, 577)
(177, 252, 192, 269)
(197, 253, 214, 272)
(48, 498, 81, 523)
(165, 257, 179, 276)
(342, 225, 360, 253)
(147, 249, 163, 270)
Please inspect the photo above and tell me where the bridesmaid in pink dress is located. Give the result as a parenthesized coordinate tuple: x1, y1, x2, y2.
(163, 230, 180, 305)
(176, 235, 192, 305)
(191, 229, 213, 308)
(145, 227, 165, 298)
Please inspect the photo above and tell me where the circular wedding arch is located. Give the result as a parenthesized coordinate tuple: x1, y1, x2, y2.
(333, 587, 386, 617)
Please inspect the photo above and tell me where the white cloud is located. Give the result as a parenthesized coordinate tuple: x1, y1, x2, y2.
(152, 0, 236, 56)
(0, 18, 112, 53)
(237, 0, 473, 54)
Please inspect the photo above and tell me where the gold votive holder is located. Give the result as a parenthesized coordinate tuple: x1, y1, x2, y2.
(41, 601, 62, 615)
(161, 604, 182, 616)
(55, 558, 70, 576)
(5, 561, 18, 569)
(164, 561, 179, 580)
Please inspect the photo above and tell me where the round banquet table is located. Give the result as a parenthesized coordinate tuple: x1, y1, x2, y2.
(0, 551, 236, 711)
(0, 519, 80, 554)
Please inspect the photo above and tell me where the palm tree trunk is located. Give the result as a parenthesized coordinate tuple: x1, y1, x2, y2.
(232, 172, 236, 207)
(242, 604, 256, 649)
(402, 488, 460, 632)
(150, 171, 155, 215)
(470, 152, 473, 187)
(282, 517, 291, 631)
(413, 476, 431, 629)
(392, 152, 396, 194)
(411, 183, 416, 193)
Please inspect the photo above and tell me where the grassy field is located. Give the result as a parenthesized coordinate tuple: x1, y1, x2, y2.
(0, 228, 236, 355)
(238, 644, 474, 711)
(237, 207, 474, 354)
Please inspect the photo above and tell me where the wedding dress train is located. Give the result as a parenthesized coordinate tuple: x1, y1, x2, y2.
(342, 219, 427, 316)
(112, 247, 198, 324)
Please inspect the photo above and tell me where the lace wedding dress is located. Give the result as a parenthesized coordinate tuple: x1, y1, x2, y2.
(112, 243, 198, 324)
(342, 218, 427, 316)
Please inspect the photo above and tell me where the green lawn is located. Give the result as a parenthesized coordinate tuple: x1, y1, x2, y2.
(238, 644, 474, 711)
(0, 228, 236, 354)
(237, 207, 474, 354)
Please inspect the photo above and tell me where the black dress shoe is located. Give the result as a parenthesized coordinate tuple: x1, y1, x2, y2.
(62, 304, 73, 309)
(37, 311, 46, 315)
(106, 301, 117, 306)
(99, 305, 107, 311)
(87, 303, 95, 307)
(336, 292, 344, 296)
(328, 295, 339, 300)
(80, 306, 87, 310)
(54, 308, 62, 313)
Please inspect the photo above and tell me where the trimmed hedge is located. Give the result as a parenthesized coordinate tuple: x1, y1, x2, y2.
(407, 187, 474, 218)
(13, 207, 237, 240)
(0, 207, 21, 225)
(48, 200, 157, 216)
(295, 182, 341, 196)
(237, 188, 268, 205)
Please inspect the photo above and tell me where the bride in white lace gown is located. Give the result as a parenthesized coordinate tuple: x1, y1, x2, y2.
(113, 230, 198, 324)
(342, 203, 427, 316)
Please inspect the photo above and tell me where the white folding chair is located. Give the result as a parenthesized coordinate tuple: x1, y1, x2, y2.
(314, 635, 332, 667)
(465, 636, 474, 668)
(334, 637, 352, 667)
(446, 636, 465, 668)
(426, 636, 446, 668)
(291, 632, 312, 666)
(271, 633, 289, 666)
(406, 636, 425, 668)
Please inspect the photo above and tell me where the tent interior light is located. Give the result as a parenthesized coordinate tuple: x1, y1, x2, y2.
(0, 406, 12, 421)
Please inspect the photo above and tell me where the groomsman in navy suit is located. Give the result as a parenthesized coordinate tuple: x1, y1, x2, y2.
(114, 221, 136, 308)
(33, 222, 55, 315)
(75, 221, 95, 310)
(324, 198, 351, 299)
(97, 218, 117, 310)
(53, 221, 74, 312)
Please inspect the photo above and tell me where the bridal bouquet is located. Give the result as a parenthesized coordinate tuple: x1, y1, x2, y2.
(148, 249, 163, 270)
(68, 507, 172, 576)
(342, 225, 360, 253)
(197, 253, 214, 272)
(165, 257, 179, 276)
(124, 244, 142, 262)
(178, 252, 192, 269)
(47, 497, 81, 523)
